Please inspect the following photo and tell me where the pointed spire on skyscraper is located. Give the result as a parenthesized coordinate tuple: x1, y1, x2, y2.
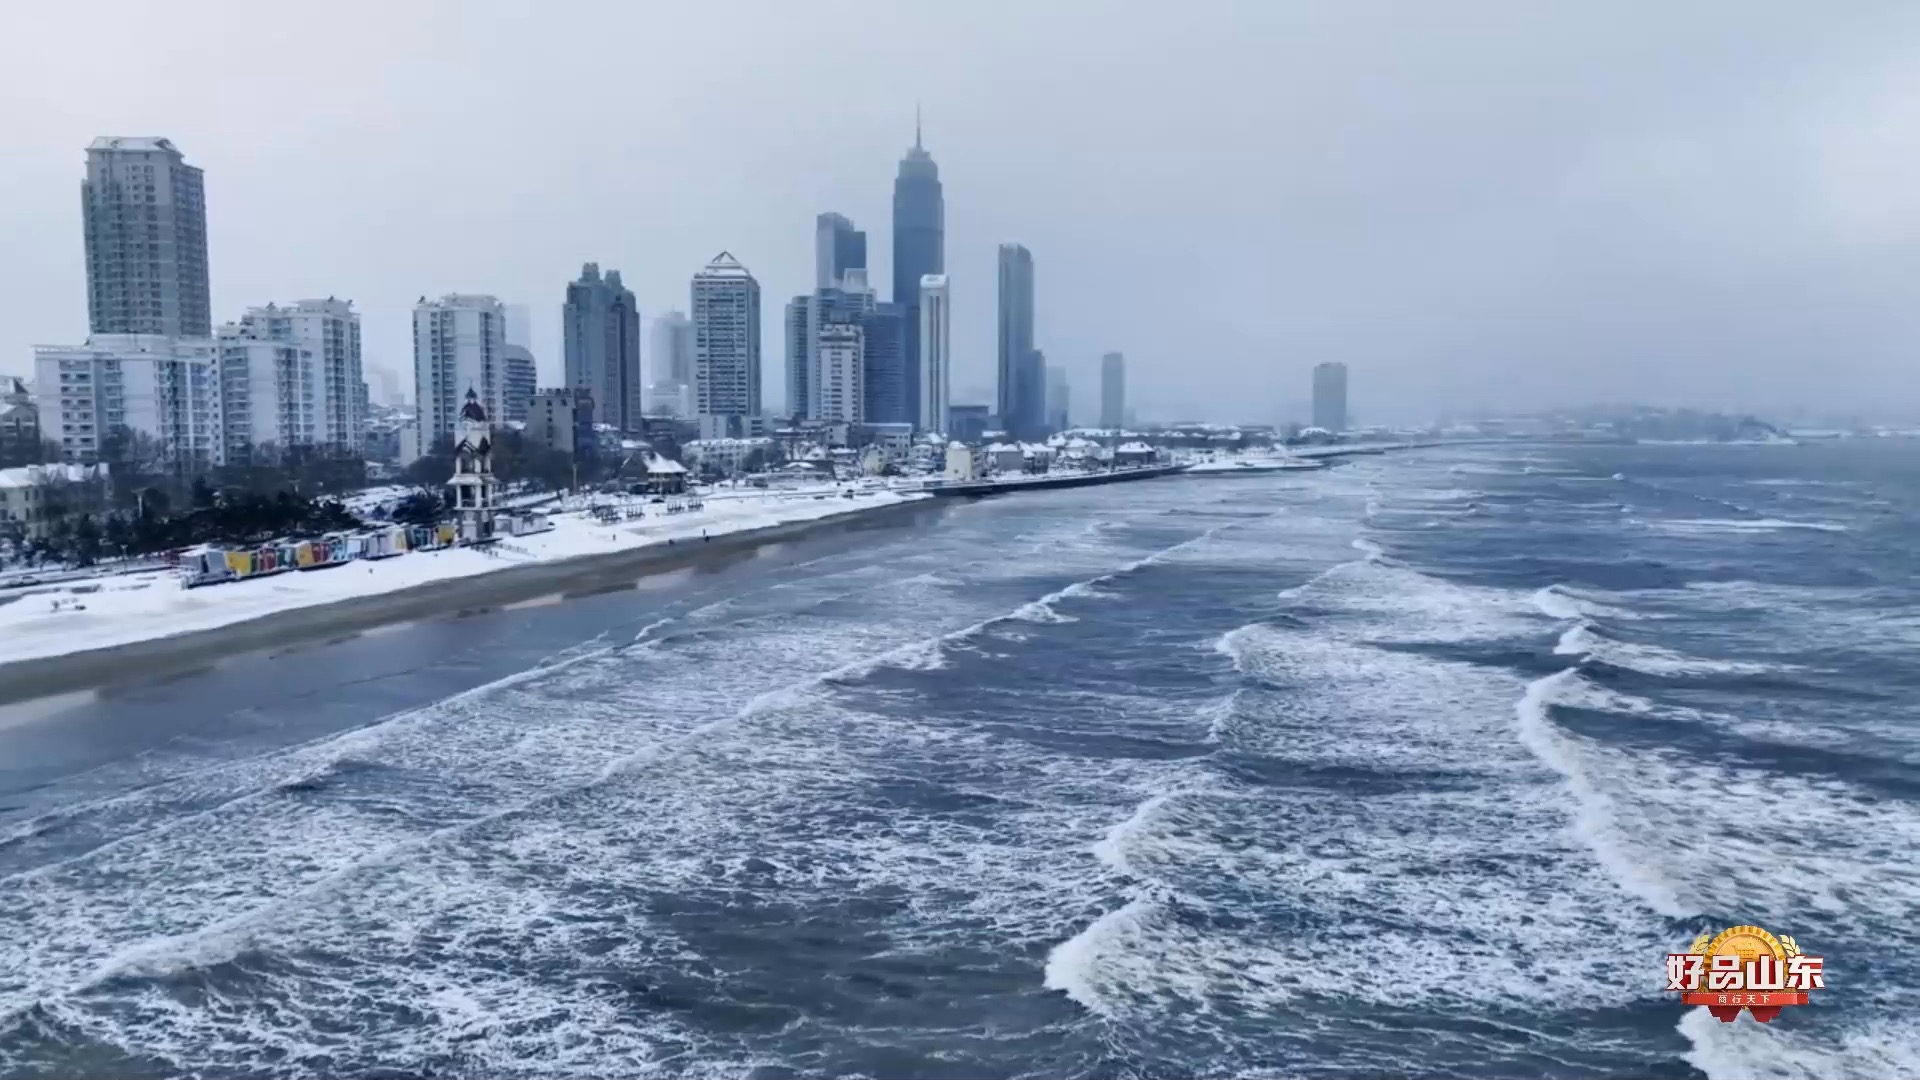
(915, 103, 923, 150)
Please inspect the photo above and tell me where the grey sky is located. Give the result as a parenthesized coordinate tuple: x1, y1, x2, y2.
(3, 0, 1918, 425)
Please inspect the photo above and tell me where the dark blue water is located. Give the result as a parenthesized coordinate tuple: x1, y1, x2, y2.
(0, 442, 1914, 1079)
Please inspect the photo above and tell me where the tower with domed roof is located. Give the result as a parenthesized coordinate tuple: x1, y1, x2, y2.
(448, 387, 496, 542)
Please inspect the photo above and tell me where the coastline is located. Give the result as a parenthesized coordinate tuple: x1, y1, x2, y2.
(0, 496, 949, 707)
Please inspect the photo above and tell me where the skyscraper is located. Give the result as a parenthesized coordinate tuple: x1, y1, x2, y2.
(1100, 352, 1126, 429)
(996, 244, 1038, 436)
(1046, 362, 1069, 432)
(784, 296, 811, 420)
(918, 275, 950, 433)
(414, 294, 507, 444)
(861, 303, 907, 425)
(892, 116, 944, 434)
(815, 213, 867, 290)
(691, 252, 762, 437)
(82, 137, 211, 338)
(1312, 362, 1349, 431)
(562, 263, 644, 432)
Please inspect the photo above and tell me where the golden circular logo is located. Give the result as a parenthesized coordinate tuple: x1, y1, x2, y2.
(1703, 924, 1786, 966)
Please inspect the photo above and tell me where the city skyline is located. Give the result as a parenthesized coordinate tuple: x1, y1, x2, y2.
(7, 3, 1920, 425)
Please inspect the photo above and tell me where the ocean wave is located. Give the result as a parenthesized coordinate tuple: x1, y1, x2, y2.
(1553, 621, 1781, 676)
(1529, 584, 1638, 621)
(1649, 517, 1849, 535)
(1514, 669, 1689, 917)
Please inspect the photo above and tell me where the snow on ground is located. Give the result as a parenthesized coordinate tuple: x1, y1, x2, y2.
(0, 489, 926, 666)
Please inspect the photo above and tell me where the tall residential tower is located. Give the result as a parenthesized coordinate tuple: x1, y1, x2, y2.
(691, 252, 762, 438)
(413, 294, 507, 444)
(82, 137, 211, 338)
(216, 298, 366, 458)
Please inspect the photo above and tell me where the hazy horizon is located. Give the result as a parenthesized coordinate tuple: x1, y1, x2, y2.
(6, 1, 1920, 426)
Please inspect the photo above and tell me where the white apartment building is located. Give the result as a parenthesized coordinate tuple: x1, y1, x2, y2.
(814, 322, 864, 424)
(216, 299, 365, 459)
(691, 252, 761, 438)
(33, 334, 222, 463)
(414, 294, 507, 446)
(918, 274, 950, 433)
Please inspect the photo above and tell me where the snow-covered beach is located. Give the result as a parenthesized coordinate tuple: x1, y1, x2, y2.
(0, 486, 928, 670)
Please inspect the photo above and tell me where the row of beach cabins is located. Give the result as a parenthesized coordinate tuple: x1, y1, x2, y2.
(178, 510, 553, 589)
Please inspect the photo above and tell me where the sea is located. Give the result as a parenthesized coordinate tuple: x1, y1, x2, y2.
(0, 440, 1913, 1079)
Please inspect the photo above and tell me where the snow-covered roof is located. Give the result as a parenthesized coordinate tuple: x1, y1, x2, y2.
(0, 463, 108, 489)
(1116, 441, 1155, 453)
(643, 452, 687, 474)
(985, 441, 1019, 452)
(88, 136, 180, 154)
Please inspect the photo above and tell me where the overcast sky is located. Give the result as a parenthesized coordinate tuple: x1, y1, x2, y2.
(3, 0, 1919, 425)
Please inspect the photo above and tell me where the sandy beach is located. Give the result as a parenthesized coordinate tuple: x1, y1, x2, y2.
(0, 493, 947, 706)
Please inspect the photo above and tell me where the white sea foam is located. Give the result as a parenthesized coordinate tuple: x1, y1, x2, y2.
(1650, 517, 1848, 535)
(1529, 583, 1641, 621)
(1553, 621, 1781, 676)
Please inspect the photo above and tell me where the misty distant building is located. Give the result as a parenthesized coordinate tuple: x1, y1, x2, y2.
(892, 120, 944, 436)
(815, 213, 867, 290)
(997, 244, 1041, 437)
(216, 298, 367, 458)
(414, 294, 507, 443)
(503, 304, 533, 350)
(1312, 361, 1348, 432)
(1046, 363, 1069, 432)
(83, 137, 211, 339)
(503, 344, 536, 423)
(1100, 352, 1125, 429)
(792, 269, 885, 423)
(562, 263, 643, 432)
(691, 252, 762, 437)
(947, 403, 990, 444)
(918, 274, 950, 432)
(647, 310, 693, 417)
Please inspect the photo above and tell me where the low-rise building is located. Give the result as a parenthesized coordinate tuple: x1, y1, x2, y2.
(526, 388, 595, 459)
(0, 377, 39, 465)
(0, 462, 110, 540)
(943, 442, 979, 482)
(683, 436, 774, 475)
(984, 441, 1024, 474)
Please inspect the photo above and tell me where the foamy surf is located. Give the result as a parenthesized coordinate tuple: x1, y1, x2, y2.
(1553, 621, 1782, 676)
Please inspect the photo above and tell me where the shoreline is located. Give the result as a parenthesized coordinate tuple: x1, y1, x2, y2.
(0, 497, 950, 707)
